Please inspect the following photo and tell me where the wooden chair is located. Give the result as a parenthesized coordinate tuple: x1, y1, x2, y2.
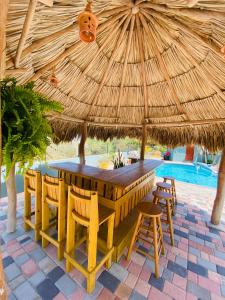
(24, 169, 42, 241)
(153, 190, 174, 246)
(127, 202, 164, 278)
(163, 176, 177, 205)
(64, 185, 115, 293)
(40, 175, 66, 260)
(156, 181, 175, 215)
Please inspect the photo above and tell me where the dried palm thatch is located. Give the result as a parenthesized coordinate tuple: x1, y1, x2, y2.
(4, 0, 225, 151)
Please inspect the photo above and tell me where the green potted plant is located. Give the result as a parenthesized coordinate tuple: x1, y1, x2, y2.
(1, 78, 62, 233)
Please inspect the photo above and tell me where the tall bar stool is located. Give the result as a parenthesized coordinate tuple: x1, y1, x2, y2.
(163, 176, 177, 204)
(40, 175, 66, 260)
(153, 190, 174, 246)
(24, 169, 42, 241)
(65, 185, 115, 293)
(127, 202, 164, 278)
(156, 181, 175, 215)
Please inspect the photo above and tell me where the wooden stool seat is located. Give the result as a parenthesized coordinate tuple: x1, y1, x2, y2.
(137, 202, 162, 217)
(163, 176, 177, 205)
(153, 190, 174, 246)
(65, 185, 115, 294)
(156, 182, 172, 190)
(127, 203, 164, 278)
(24, 169, 42, 241)
(40, 175, 66, 261)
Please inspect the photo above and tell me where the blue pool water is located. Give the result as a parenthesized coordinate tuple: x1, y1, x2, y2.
(156, 163, 217, 189)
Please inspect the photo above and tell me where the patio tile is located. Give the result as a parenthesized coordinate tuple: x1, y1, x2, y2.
(135, 278, 150, 297)
(175, 256, 187, 268)
(14, 281, 39, 300)
(3, 256, 14, 268)
(8, 274, 26, 290)
(55, 274, 80, 297)
(4, 263, 21, 281)
(163, 281, 186, 300)
(187, 261, 208, 277)
(162, 268, 173, 282)
(115, 283, 132, 299)
(28, 270, 46, 287)
(38, 256, 56, 274)
(37, 278, 60, 300)
(15, 253, 30, 266)
(148, 286, 172, 300)
(125, 273, 138, 289)
(167, 260, 187, 278)
(217, 265, 225, 276)
(187, 281, 210, 300)
(109, 263, 128, 282)
(148, 274, 165, 292)
(129, 290, 147, 300)
(98, 270, 120, 293)
(47, 266, 65, 283)
(29, 247, 46, 262)
(97, 287, 115, 300)
(198, 275, 221, 295)
(197, 257, 217, 272)
(19, 236, 31, 245)
(21, 259, 38, 277)
(8, 293, 17, 300)
(53, 292, 67, 300)
(174, 229, 188, 239)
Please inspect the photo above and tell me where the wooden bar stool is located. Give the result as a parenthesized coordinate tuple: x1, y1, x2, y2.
(24, 169, 42, 241)
(40, 175, 66, 260)
(127, 202, 164, 278)
(153, 190, 174, 246)
(65, 185, 115, 293)
(156, 181, 175, 215)
(163, 176, 177, 205)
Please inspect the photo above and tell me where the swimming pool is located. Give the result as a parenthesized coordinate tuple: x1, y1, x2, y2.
(156, 163, 217, 188)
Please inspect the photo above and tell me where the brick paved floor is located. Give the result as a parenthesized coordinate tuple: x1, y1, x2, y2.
(1, 179, 225, 300)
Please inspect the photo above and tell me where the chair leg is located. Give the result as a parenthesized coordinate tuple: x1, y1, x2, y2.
(157, 217, 165, 255)
(127, 213, 142, 261)
(87, 226, 97, 293)
(66, 216, 75, 272)
(87, 272, 96, 294)
(42, 201, 49, 248)
(106, 214, 115, 269)
(58, 203, 66, 261)
(24, 191, 31, 231)
(153, 217, 159, 278)
(34, 194, 41, 241)
(166, 200, 174, 246)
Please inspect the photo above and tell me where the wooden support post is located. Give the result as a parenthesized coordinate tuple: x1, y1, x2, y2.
(211, 148, 225, 225)
(79, 122, 87, 165)
(140, 124, 147, 160)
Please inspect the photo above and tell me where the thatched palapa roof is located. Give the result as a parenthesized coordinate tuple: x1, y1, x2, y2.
(4, 0, 225, 151)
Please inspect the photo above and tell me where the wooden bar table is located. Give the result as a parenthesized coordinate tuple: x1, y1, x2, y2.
(49, 159, 162, 261)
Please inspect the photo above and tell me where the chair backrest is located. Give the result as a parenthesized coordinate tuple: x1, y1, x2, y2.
(68, 185, 98, 227)
(42, 174, 65, 203)
(24, 169, 41, 194)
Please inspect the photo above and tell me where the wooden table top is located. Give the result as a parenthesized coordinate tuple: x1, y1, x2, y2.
(49, 159, 163, 189)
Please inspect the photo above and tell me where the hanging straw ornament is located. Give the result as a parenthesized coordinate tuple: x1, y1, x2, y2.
(78, 0, 98, 43)
(49, 66, 59, 87)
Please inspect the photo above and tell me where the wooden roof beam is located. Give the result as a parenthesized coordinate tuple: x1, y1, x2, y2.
(116, 15, 135, 118)
(48, 112, 225, 128)
(0, 0, 9, 79)
(86, 15, 132, 117)
(5, 68, 27, 75)
(142, 9, 225, 104)
(139, 13, 188, 120)
(68, 12, 129, 97)
(136, 14, 148, 120)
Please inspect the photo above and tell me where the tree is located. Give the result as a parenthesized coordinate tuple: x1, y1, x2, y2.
(1, 78, 62, 233)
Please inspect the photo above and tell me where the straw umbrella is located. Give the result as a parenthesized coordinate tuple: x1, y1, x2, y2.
(2, 0, 225, 224)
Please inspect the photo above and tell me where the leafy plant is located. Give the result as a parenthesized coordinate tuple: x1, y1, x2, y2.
(1, 77, 63, 232)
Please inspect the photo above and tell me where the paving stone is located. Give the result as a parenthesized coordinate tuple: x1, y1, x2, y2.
(129, 290, 147, 300)
(98, 270, 121, 293)
(197, 257, 217, 272)
(187, 261, 208, 277)
(187, 281, 210, 300)
(8, 274, 26, 290)
(37, 278, 60, 300)
(148, 274, 165, 292)
(174, 229, 188, 239)
(3, 256, 14, 268)
(215, 250, 225, 260)
(47, 266, 65, 283)
(189, 235, 205, 245)
(216, 265, 225, 276)
(189, 247, 201, 257)
(167, 260, 187, 278)
(19, 236, 31, 244)
(185, 214, 197, 224)
(29, 247, 46, 262)
(14, 281, 39, 300)
(4, 262, 21, 281)
(29, 271, 46, 287)
(162, 268, 174, 282)
(55, 274, 80, 297)
(196, 232, 212, 242)
(175, 256, 187, 268)
(8, 293, 17, 300)
(38, 256, 56, 274)
(15, 253, 30, 266)
(109, 263, 129, 282)
(221, 284, 225, 297)
(209, 227, 220, 236)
